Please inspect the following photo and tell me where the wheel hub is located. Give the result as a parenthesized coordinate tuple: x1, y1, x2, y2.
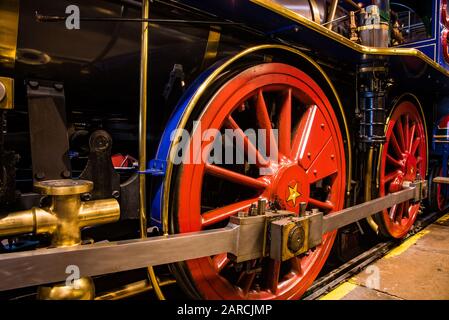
(403, 153, 418, 181)
(265, 162, 310, 212)
(389, 153, 418, 193)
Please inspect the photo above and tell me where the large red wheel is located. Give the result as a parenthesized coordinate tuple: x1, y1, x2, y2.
(169, 63, 347, 299)
(377, 101, 427, 239)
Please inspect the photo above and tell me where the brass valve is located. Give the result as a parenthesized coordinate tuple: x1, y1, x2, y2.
(0, 179, 120, 246)
(0, 179, 120, 300)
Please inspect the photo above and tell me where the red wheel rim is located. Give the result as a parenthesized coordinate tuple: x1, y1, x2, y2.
(172, 63, 346, 299)
(379, 101, 427, 238)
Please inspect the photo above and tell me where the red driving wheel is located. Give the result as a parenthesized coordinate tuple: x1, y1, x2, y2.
(170, 63, 346, 299)
(378, 101, 427, 239)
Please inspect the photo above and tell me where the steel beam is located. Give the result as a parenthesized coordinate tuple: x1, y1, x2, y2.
(0, 226, 238, 291)
(322, 186, 421, 234)
(0, 181, 426, 292)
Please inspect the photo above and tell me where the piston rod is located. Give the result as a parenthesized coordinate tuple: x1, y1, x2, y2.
(0, 181, 426, 292)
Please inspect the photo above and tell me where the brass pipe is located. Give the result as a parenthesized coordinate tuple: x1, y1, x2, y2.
(0, 198, 120, 240)
(137, 0, 165, 300)
(79, 199, 122, 228)
(364, 147, 379, 233)
(95, 278, 176, 300)
(344, 0, 360, 10)
(308, 0, 321, 24)
(326, 0, 338, 30)
(0, 208, 56, 237)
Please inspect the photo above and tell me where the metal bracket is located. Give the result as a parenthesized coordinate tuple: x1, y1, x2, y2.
(143, 159, 166, 176)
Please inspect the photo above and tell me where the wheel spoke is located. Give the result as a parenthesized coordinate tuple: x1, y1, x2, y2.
(205, 163, 268, 189)
(213, 253, 230, 273)
(237, 271, 256, 295)
(306, 137, 338, 183)
(225, 116, 269, 167)
(396, 118, 406, 151)
(292, 105, 331, 170)
(385, 170, 401, 183)
(408, 124, 416, 153)
(411, 137, 421, 156)
(279, 88, 292, 157)
(402, 201, 410, 219)
(404, 114, 410, 151)
(386, 154, 402, 168)
(255, 90, 277, 157)
(390, 131, 403, 157)
(265, 259, 281, 294)
(384, 170, 401, 184)
(202, 198, 258, 227)
(389, 204, 398, 220)
(308, 198, 334, 211)
(395, 203, 404, 222)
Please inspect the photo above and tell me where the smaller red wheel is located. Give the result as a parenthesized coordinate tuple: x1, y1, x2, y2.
(377, 100, 428, 239)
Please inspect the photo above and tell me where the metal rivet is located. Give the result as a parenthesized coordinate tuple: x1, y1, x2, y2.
(61, 170, 71, 178)
(28, 80, 39, 89)
(35, 172, 45, 180)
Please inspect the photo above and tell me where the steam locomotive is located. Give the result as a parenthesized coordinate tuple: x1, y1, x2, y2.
(0, 0, 448, 300)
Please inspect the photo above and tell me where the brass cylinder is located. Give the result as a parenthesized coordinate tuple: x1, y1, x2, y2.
(78, 198, 121, 228)
(51, 195, 83, 247)
(37, 277, 95, 300)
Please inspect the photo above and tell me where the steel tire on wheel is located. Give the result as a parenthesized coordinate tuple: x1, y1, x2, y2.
(169, 63, 347, 299)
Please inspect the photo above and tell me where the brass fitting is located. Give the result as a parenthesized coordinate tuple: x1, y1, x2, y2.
(0, 179, 120, 300)
(0, 180, 120, 246)
(0, 77, 14, 109)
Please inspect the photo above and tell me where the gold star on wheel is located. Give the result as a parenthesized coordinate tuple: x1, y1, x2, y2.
(287, 183, 301, 207)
